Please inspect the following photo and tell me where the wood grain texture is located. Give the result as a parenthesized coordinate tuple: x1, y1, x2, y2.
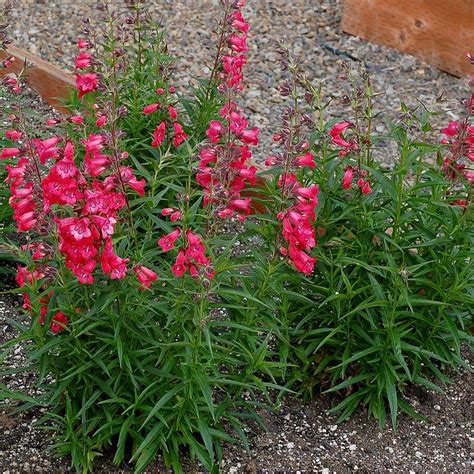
(341, 0, 474, 77)
(0, 45, 74, 113)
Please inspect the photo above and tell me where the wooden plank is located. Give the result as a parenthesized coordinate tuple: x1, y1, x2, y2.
(341, 0, 474, 78)
(0, 45, 74, 113)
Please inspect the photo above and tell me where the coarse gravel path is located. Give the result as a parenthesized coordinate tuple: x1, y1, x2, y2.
(9, 0, 470, 156)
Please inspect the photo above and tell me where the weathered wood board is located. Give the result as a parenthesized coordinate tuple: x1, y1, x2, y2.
(0, 45, 74, 113)
(341, 0, 474, 77)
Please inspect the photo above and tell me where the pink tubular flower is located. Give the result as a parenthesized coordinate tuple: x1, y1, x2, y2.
(158, 228, 181, 252)
(152, 122, 166, 148)
(76, 72, 98, 99)
(6, 130, 22, 141)
(170, 211, 182, 222)
(171, 250, 187, 277)
(32, 137, 61, 164)
(50, 311, 68, 334)
(86, 154, 111, 177)
(228, 33, 248, 53)
(342, 167, 354, 189)
(70, 115, 84, 125)
(23, 242, 49, 260)
(6, 159, 42, 232)
(75, 51, 92, 69)
(169, 230, 213, 279)
(199, 148, 217, 169)
(118, 166, 146, 196)
(240, 127, 259, 145)
(100, 239, 129, 280)
(77, 39, 90, 49)
(1, 147, 21, 159)
(161, 207, 182, 222)
(16, 211, 38, 232)
(330, 121, 352, 137)
(42, 154, 83, 207)
(232, 11, 250, 33)
(360, 180, 372, 194)
(95, 114, 107, 127)
(185, 231, 208, 263)
(294, 152, 316, 168)
(71, 217, 92, 241)
(134, 265, 158, 289)
(172, 122, 188, 147)
(288, 244, 316, 275)
(206, 121, 223, 143)
(441, 121, 459, 137)
(168, 105, 178, 120)
(161, 208, 175, 216)
(143, 103, 160, 115)
(295, 184, 319, 201)
(330, 121, 357, 151)
(222, 54, 246, 87)
(84, 134, 111, 177)
(229, 198, 252, 215)
(92, 216, 116, 239)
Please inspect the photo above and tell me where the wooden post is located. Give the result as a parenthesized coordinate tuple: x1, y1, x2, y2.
(341, 0, 474, 78)
(0, 45, 75, 114)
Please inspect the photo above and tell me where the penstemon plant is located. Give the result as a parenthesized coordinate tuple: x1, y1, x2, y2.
(0, 0, 472, 472)
(0, 1, 289, 472)
(271, 53, 473, 428)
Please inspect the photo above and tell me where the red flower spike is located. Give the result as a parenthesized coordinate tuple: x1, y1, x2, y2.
(294, 152, 316, 168)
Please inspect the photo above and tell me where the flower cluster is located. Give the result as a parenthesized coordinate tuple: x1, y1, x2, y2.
(75, 39, 98, 99)
(144, 86, 188, 149)
(330, 121, 359, 156)
(38, 138, 141, 285)
(196, 0, 258, 220)
(329, 122, 372, 193)
(268, 136, 318, 274)
(342, 165, 372, 194)
(15, 264, 67, 334)
(440, 119, 474, 184)
(277, 177, 318, 275)
(158, 225, 214, 280)
(3, 136, 50, 232)
(1, 42, 156, 292)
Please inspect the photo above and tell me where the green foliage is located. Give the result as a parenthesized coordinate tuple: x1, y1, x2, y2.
(2, 248, 277, 473)
(279, 67, 473, 429)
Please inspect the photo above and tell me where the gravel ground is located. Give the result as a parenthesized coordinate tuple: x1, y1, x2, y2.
(2, 1, 473, 472)
(8, 0, 471, 157)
